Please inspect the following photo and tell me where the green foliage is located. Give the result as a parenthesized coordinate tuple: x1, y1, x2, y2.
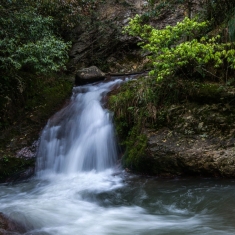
(122, 126, 148, 171)
(110, 76, 200, 137)
(27, 0, 105, 38)
(0, 1, 72, 128)
(0, 6, 71, 74)
(110, 82, 149, 171)
(124, 16, 235, 81)
(109, 78, 155, 137)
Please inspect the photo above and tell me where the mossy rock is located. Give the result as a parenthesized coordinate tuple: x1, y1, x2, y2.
(0, 156, 35, 182)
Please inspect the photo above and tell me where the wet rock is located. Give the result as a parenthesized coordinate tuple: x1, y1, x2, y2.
(16, 141, 38, 159)
(0, 213, 26, 234)
(0, 157, 35, 183)
(75, 66, 106, 85)
(0, 141, 37, 183)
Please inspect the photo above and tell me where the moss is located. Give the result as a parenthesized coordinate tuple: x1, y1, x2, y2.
(30, 76, 73, 121)
(0, 73, 73, 130)
(122, 125, 148, 171)
(0, 156, 35, 182)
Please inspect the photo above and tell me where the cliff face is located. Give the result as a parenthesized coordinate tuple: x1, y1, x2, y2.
(144, 101, 235, 177)
(69, 0, 187, 73)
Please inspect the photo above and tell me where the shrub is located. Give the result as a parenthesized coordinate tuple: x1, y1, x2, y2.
(0, 2, 71, 128)
(0, 6, 70, 74)
(124, 16, 235, 82)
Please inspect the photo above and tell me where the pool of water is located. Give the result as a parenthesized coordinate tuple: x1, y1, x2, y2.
(0, 171, 234, 235)
(1, 78, 234, 235)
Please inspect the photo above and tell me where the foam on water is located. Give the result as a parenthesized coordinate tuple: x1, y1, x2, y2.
(0, 170, 205, 235)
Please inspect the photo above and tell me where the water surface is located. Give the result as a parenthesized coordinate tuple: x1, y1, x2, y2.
(0, 173, 235, 235)
(0, 79, 234, 234)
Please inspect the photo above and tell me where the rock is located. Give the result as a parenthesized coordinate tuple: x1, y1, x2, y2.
(0, 156, 35, 183)
(16, 141, 38, 159)
(68, 0, 191, 73)
(0, 213, 26, 234)
(145, 128, 235, 177)
(117, 98, 235, 177)
(75, 66, 106, 85)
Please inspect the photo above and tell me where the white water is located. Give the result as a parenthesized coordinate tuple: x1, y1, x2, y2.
(1, 79, 235, 235)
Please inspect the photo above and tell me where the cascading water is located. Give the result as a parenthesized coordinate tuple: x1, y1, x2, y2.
(36, 79, 122, 174)
(0, 78, 235, 235)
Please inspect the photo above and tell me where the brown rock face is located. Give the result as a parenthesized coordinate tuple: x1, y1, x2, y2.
(143, 101, 235, 177)
(146, 128, 235, 177)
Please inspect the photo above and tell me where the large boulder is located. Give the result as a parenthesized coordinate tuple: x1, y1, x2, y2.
(75, 66, 106, 85)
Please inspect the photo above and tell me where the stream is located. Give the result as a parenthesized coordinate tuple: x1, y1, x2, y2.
(0, 78, 235, 235)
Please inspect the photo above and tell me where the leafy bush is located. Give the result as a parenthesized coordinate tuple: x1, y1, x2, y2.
(0, 2, 71, 128)
(0, 7, 71, 74)
(124, 16, 235, 81)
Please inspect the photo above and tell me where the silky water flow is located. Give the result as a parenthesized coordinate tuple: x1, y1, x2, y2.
(0, 78, 235, 235)
(36, 79, 121, 174)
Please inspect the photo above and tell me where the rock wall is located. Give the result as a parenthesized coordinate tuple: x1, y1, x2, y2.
(69, 0, 188, 73)
(110, 76, 235, 177)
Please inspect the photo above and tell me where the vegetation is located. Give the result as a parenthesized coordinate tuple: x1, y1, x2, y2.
(0, 7, 70, 74)
(109, 1, 235, 173)
(124, 16, 235, 82)
(0, 0, 110, 129)
(0, 0, 74, 129)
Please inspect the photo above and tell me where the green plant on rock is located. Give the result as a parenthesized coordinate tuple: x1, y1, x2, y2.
(122, 125, 148, 171)
(124, 16, 235, 82)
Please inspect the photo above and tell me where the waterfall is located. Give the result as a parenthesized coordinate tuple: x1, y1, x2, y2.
(1, 78, 235, 235)
(36, 79, 123, 175)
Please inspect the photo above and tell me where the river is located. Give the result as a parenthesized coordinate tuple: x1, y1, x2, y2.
(0, 79, 235, 235)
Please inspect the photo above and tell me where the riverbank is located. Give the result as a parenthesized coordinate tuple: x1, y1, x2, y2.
(109, 76, 235, 177)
